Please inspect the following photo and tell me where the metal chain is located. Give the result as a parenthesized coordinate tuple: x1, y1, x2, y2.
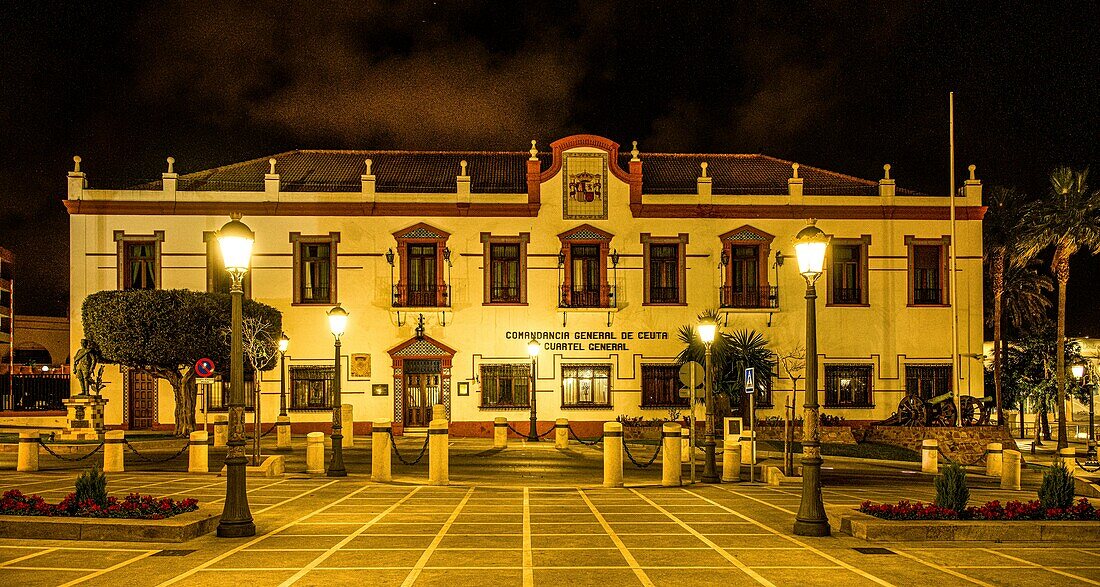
(567, 426, 603, 447)
(622, 440, 662, 469)
(247, 423, 279, 440)
(122, 439, 191, 463)
(537, 424, 557, 438)
(36, 440, 104, 462)
(1073, 458, 1100, 473)
(387, 430, 430, 466)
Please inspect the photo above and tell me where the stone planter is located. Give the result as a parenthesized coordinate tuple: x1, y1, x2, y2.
(623, 426, 662, 441)
(755, 425, 860, 445)
(863, 426, 1017, 464)
(840, 510, 1100, 542)
(0, 504, 221, 542)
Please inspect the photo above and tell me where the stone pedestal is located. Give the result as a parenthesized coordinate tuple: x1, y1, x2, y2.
(341, 404, 354, 448)
(59, 395, 108, 441)
(275, 415, 292, 451)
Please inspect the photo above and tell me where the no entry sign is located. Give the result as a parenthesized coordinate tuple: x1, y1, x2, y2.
(195, 358, 216, 378)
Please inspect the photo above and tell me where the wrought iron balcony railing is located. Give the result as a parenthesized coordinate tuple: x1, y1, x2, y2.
(719, 285, 779, 309)
(559, 284, 615, 309)
(832, 287, 863, 304)
(392, 283, 451, 308)
(488, 285, 521, 303)
(913, 287, 943, 305)
(648, 286, 680, 304)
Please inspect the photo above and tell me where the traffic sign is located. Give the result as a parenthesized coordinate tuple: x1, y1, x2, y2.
(196, 377, 216, 385)
(744, 367, 755, 394)
(678, 387, 691, 399)
(678, 362, 705, 388)
(195, 358, 216, 378)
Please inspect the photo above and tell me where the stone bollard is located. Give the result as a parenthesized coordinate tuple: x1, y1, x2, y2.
(372, 419, 392, 482)
(428, 418, 449, 486)
(681, 427, 692, 464)
(103, 430, 125, 473)
(603, 421, 624, 488)
(921, 439, 939, 474)
(555, 418, 569, 449)
(493, 417, 509, 448)
(188, 431, 209, 473)
(276, 415, 292, 451)
(305, 432, 325, 474)
(1059, 447, 1077, 472)
(1001, 449, 1022, 490)
(662, 423, 682, 487)
(986, 442, 1003, 477)
(740, 430, 756, 465)
(432, 404, 447, 421)
(213, 415, 228, 448)
(722, 437, 742, 482)
(341, 404, 354, 448)
(17, 431, 39, 472)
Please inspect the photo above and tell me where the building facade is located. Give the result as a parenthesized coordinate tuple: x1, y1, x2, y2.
(65, 135, 986, 434)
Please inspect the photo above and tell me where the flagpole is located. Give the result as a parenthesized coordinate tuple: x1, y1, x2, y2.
(949, 92, 961, 426)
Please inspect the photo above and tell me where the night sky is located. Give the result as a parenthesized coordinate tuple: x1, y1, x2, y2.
(0, 2, 1097, 333)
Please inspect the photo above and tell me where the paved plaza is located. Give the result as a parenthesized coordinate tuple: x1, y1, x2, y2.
(1, 437, 1099, 586)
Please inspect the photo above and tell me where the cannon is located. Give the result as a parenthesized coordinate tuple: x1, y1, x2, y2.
(881, 391, 992, 427)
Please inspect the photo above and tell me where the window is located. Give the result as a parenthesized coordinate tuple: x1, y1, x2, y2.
(114, 231, 163, 291)
(906, 236, 948, 306)
(906, 365, 952, 401)
(562, 364, 612, 408)
(641, 364, 688, 408)
(558, 224, 613, 309)
(828, 237, 869, 306)
(292, 233, 339, 304)
(481, 233, 529, 305)
(393, 223, 450, 307)
(290, 366, 335, 410)
(480, 364, 530, 408)
(824, 365, 873, 408)
(641, 233, 688, 305)
(719, 226, 777, 309)
(205, 373, 256, 411)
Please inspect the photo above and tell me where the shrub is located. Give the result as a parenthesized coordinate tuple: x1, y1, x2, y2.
(1039, 460, 1075, 510)
(860, 498, 1100, 521)
(75, 466, 108, 508)
(935, 461, 970, 513)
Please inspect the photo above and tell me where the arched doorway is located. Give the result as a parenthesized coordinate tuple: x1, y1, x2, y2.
(387, 336, 456, 429)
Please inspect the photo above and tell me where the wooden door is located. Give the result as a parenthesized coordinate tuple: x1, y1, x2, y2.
(729, 245, 759, 307)
(407, 243, 437, 306)
(569, 244, 601, 307)
(128, 369, 156, 429)
(403, 359, 442, 427)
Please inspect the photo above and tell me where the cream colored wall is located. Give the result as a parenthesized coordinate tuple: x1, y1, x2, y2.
(68, 147, 984, 427)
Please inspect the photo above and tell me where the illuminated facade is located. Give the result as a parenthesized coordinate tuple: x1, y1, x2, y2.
(65, 135, 986, 433)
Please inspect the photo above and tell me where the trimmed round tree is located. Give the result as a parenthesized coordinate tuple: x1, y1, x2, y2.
(82, 289, 281, 436)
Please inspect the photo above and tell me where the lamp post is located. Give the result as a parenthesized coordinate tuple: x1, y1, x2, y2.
(793, 221, 831, 537)
(1073, 364, 1095, 458)
(698, 318, 719, 483)
(327, 305, 348, 477)
(527, 338, 540, 441)
(278, 332, 289, 417)
(216, 213, 256, 538)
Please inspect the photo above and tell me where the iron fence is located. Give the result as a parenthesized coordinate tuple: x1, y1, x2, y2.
(0, 374, 70, 411)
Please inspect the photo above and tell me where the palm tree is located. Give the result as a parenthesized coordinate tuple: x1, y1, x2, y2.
(1016, 167, 1100, 448)
(983, 186, 1028, 427)
(677, 310, 775, 420)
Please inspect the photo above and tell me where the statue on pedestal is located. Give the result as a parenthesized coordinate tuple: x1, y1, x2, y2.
(73, 339, 103, 396)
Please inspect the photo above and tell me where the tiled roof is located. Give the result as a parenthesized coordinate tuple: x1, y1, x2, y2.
(131, 149, 918, 196)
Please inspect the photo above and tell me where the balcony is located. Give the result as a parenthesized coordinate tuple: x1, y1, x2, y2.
(649, 286, 680, 304)
(720, 285, 779, 309)
(913, 287, 944, 305)
(559, 284, 615, 309)
(832, 287, 863, 305)
(392, 284, 451, 308)
(488, 285, 521, 304)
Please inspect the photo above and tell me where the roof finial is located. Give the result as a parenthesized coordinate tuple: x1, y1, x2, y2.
(166, 157, 175, 174)
(791, 163, 800, 179)
(529, 140, 538, 161)
(460, 160, 468, 175)
(700, 162, 708, 178)
(268, 158, 277, 174)
(968, 164, 977, 180)
(630, 140, 640, 162)
(883, 164, 891, 180)
(72, 155, 82, 173)
(365, 158, 372, 175)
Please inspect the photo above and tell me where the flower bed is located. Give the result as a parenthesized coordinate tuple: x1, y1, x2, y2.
(859, 498, 1100, 522)
(0, 489, 198, 520)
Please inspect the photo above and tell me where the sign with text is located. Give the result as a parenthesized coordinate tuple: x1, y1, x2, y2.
(505, 330, 670, 353)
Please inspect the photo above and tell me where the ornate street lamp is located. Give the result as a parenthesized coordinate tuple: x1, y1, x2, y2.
(216, 213, 255, 538)
(1073, 364, 1095, 458)
(327, 305, 349, 477)
(277, 332, 290, 417)
(698, 317, 719, 483)
(527, 338, 540, 442)
(793, 220, 831, 537)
